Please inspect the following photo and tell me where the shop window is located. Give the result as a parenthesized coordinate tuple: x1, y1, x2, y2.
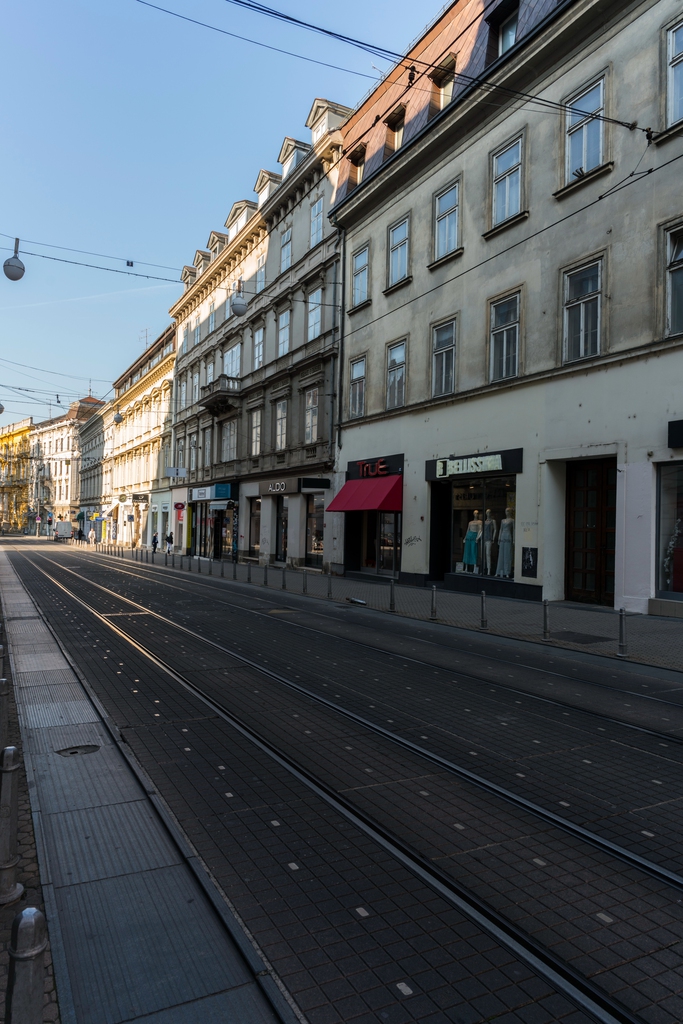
(566, 80, 604, 182)
(352, 246, 368, 307)
(306, 494, 324, 567)
(275, 496, 288, 562)
(305, 388, 318, 444)
(275, 400, 287, 451)
(564, 262, 601, 361)
(386, 341, 406, 410)
(433, 320, 456, 397)
(451, 476, 516, 577)
(667, 228, 683, 335)
(492, 139, 522, 226)
(668, 21, 683, 127)
(249, 497, 261, 558)
(659, 463, 683, 596)
(490, 294, 519, 381)
(435, 184, 459, 260)
(349, 357, 366, 418)
(250, 409, 262, 456)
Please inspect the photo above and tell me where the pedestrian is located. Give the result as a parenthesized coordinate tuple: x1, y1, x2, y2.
(152, 531, 159, 554)
(88, 527, 96, 545)
(77, 528, 83, 541)
(166, 531, 173, 555)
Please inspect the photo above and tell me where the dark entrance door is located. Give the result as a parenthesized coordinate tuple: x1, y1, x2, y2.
(566, 458, 617, 605)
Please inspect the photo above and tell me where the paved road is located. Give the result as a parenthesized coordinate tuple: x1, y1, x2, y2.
(6, 539, 683, 1024)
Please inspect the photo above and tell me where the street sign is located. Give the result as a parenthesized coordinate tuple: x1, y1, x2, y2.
(35, 516, 41, 523)
(127, 515, 134, 522)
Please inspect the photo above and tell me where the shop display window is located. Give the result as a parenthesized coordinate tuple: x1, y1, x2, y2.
(451, 476, 516, 577)
(658, 463, 683, 597)
(306, 494, 324, 568)
(249, 497, 261, 558)
(275, 496, 288, 562)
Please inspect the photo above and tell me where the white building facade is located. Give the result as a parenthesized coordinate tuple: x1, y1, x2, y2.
(328, 0, 683, 615)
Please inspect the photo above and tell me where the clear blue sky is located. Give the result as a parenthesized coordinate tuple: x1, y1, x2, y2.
(0, 0, 432, 427)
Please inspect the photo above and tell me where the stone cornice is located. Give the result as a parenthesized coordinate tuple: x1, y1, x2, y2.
(117, 354, 175, 410)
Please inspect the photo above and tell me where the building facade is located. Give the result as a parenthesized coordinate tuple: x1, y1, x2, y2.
(169, 98, 350, 566)
(79, 401, 113, 540)
(0, 418, 32, 533)
(328, 0, 683, 614)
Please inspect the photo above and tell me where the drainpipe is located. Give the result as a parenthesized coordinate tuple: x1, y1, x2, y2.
(330, 216, 346, 452)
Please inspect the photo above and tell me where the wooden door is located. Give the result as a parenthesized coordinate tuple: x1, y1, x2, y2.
(566, 458, 617, 605)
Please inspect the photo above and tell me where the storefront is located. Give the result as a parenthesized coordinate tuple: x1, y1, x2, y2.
(426, 449, 535, 597)
(256, 477, 331, 567)
(327, 455, 404, 578)
(658, 447, 683, 603)
(189, 483, 238, 559)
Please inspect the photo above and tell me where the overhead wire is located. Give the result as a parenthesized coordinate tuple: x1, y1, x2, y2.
(0, 231, 181, 272)
(0, 247, 180, 282)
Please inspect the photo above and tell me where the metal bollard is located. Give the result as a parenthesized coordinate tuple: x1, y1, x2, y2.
(389, 578, 395, 612)
(282, 568, 286, 590)
(188, 556, 192, 571)
(164, 553, 167, 566)
(208, 559, 213, 575)
(480, 590, 488, 630)
(617, 607, 628, 658)
(303, 569, 307, 594)
(197, 557, 201, 574)
(430, 585, 437, 620)
(232, 558, 237, 580)
(151, 550, 155, 563)
(172, 553, 175, 568)
(5, 906, 47, 1024)
(327, 572, 332, 599)
(0, 747, 23, 905)
(542, 599, 551, 641)
(247, 563, 252, 584)
(146, 550, 149, 563)
(263, 564, 268, 587)
(0, 680, 8, 751)
(220, 560, 224, 578)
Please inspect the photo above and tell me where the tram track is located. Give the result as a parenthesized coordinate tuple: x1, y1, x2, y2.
(13, 549, 664, 1024)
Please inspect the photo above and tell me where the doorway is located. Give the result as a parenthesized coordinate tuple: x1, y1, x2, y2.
(565, 458, 616, 605)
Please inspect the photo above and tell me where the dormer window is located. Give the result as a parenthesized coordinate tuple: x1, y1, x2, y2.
(384, 107, 406, 157)
(283, 148, 306, 177)
(349, 145, 366, 188)
(312, 119, 326, 144)
(430, 56, 456, 116)
(499, 10, 518, 54)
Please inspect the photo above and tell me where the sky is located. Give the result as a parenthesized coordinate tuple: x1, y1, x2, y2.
(0, 0, 434, 428)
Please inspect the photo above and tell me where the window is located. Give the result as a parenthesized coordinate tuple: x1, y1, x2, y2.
(221, 420, 237, 462)
(493, 139, 522, 225)
(306, 494, 324, 567)
(305, 388, 318, 444)
(352, 246, 369, 306)
(389, 218, 409, 286)
(280, 228, 292, 273)
(250, 409, 262, 456)
(203, 428, 212, 467)
(349, 146, 365, 188)
(192, 372, 199, 403)
(193, 316, 200, 346)
(499, 10, 518, 54)
(668, 228, 683, 335)
(669, 22, 683, 126)
(256, 253, 266, 293)
(278, 310, 290, 356)
(180, 380, 186, 410)
(435, 184, 458, 259)
(207, 361, 214, 384)
(433, 320, 456, 396)
(182, 325, 188, 354)
(224, 344, 240, 379)
(253, 326, 264, 369)
(190, 433, 198, 470)
(566, 80, 604, 180)
(564, 262, 601, 361)
(209, 302, 215, 334)
(385, 107, 405, 153)
(431, 57, 456, 113)
(386, 341, 406, 410)
(249, 497, 261, 558)
(349, 357, 366, 418)
(307, 288, 322, 340)
(658, 463, 683, 595)
(275, 400, 287, 451)
(490, 294, 520, 380)
(310, 198, 323, 247)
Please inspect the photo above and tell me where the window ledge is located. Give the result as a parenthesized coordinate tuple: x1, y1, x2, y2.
(348, 299, 372, 316)
(553, 162, 614, 199)
(482, 211, 529, 241)
(383, 275, 413, 296)
(654, 123, 683, 146)
(427, 247, 464, 271)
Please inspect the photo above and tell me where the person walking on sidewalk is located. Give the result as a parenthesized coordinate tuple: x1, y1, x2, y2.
(88, 527, 96, 545)
(166, 531, 173, 555)
(152, 531, 159, 554)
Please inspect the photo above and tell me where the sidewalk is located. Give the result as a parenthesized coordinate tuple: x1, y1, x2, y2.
(0, 551, 294, 1024)
(90, 544, 683, 673)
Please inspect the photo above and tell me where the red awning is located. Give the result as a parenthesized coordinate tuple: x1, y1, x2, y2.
(326, 474, 403, 513)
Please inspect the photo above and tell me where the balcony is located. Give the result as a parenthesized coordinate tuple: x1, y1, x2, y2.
(199, 375, 240, 414)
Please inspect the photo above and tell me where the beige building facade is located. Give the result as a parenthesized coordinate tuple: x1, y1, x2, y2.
(328, 0, 683, 614)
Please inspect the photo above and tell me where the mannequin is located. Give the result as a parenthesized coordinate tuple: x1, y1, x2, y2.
(463, 510, 482, 571)
(483, 509, 497, 575)
(496, 507, 515, 578)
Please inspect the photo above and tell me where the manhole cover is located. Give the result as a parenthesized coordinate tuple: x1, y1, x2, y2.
(551, 632, 610, 645)
(55, 744, 100, 757)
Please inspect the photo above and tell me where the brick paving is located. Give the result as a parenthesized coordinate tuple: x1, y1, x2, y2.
(10, 545, 683, 1022)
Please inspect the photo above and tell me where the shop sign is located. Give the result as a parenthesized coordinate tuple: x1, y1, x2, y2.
(161, 503, 170, 512)
(190, 483, 235, 501)
(258, 477, 331, 496)
(132, 493, 149, 503)
(151, 504, 158, 512)
(347, 454, 404, 480)
(426, 448, 523, 481)
(174, 502, 185, 510)
(119, 494, 127, 502)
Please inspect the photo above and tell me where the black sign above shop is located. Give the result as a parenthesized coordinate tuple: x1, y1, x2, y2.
(258, 477, 331, 496)
(347, 454, 404, 480)
(425, 448, 523, 482)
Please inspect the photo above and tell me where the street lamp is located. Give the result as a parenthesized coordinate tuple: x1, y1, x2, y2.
(3, 239, 25, 282)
